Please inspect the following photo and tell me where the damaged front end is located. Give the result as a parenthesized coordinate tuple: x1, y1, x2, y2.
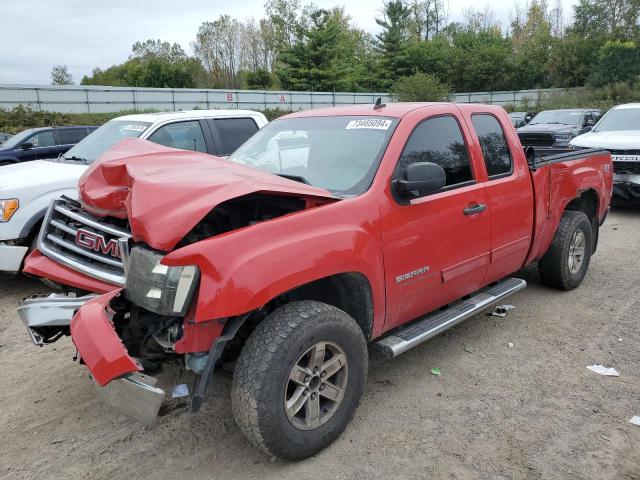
(70, 290, 166, 425)
(18, 293, 98, 345)
(68, 246, 245, 425)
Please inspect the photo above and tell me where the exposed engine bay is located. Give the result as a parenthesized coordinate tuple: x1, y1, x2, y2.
(178, 192, 334, 247)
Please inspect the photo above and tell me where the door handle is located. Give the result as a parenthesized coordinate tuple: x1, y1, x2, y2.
(463, 203, 487, 215)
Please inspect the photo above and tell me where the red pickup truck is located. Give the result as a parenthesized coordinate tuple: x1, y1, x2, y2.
(19, 103, 612, 460)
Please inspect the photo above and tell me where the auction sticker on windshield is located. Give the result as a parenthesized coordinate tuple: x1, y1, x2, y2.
(346, 119, 392, 130)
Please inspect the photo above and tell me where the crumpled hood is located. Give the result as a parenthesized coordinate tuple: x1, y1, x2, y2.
(78, 138, 335, 251)
(570, 130, 640, 150)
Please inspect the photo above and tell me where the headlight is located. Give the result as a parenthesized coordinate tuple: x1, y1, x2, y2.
(0, 198, 19, 222)
(124, 247, 199, 316)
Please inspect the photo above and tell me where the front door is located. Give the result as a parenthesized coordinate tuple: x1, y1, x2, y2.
(29, 130, 58, 160)
(381, 113, 491, 331)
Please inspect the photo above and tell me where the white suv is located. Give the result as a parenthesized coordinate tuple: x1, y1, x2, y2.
(0, 110, 268, 273)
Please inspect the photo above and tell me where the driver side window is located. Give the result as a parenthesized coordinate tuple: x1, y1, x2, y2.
(29, 130, 56, 148)
(395, 115, 474, 191)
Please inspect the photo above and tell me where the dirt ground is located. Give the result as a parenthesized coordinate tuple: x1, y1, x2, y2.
(1, 208, 639, 480)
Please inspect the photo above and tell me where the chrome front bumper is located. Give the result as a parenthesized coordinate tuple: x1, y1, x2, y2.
(17, 293, 98, 345)
(94, 372, 166, 426)
(0, 241, 29, 272)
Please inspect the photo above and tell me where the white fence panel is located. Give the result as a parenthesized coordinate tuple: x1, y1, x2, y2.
(0, 84, 578, 113)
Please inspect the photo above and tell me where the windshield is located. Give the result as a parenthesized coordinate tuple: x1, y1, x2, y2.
(229, 116, 397, 196)
(594, 107, 640, 132)
(63, 120, 151, 163)
(0, 129, 37, 149)
(530, 110, 582, 126)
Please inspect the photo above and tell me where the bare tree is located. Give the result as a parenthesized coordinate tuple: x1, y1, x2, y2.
(463, 5, 499, 33)
(548, 0, 564, 37)
(50, 65, 73, 85)
(241, 18, 270, 72)
(193, 15, 244, 88)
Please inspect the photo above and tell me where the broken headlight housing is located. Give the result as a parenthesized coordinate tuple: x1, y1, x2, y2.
(124, 247, 199, 316)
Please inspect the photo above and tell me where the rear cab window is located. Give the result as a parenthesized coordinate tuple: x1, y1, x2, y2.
(394, 115, 475, 194)
(471, 114, 513, 178)
(211, 118, 259, 156)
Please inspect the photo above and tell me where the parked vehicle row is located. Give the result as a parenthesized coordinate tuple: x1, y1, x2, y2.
(13, 102, 612, 460)
(0, 110, 267, 275)
(516, 108, 602, 154)
(0, 126, 98, 166)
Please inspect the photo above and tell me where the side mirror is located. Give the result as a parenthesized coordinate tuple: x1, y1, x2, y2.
(21, 142, 33, 150)
(393, 162, 446, 198)
(583, 126, 592, 133)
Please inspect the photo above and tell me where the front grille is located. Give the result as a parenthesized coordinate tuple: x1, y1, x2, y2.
(518, 132, 556, 147)
(613, 161, 640, 175)
(39, 199, 131, 286)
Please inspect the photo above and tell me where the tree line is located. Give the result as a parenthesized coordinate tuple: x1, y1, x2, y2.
(50, 0, 640, 97)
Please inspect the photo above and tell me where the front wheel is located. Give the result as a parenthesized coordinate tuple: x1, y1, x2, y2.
(539, 210, 593, 290)
(231, 301, 368, 460)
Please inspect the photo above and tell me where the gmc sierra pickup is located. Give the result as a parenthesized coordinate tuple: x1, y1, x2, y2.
(19, 103, 612, 460)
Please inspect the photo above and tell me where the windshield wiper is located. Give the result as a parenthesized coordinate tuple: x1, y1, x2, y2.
(276, 173, 311, 185)
(62, 155, 89, 164)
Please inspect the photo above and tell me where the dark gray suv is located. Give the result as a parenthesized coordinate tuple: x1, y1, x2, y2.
(0, 126, 97, 166)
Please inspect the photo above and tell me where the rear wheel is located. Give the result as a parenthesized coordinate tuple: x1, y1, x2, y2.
(231, 301, 367, 460)
(539, 210, 592, 290)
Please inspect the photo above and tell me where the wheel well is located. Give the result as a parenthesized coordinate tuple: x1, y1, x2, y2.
(277, 273, 374, 340)
(219, 273, 374, 366)
(565, 189, 598, 222)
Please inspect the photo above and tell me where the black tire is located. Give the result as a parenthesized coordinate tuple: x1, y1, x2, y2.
(231, 301, 368, 460)
(539, 210, 592, 290)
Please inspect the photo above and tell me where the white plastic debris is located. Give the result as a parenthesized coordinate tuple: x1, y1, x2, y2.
(629, 416, 640, 427)
(508, 342, 514, 349)
(587, 365, 620, 377)
(172, 383, 190, 398)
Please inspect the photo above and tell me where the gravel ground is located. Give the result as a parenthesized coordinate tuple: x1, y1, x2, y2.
(1, 209, 639, 480)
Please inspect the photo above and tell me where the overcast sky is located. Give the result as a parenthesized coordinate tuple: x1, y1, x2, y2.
(1, 0, 578, 85)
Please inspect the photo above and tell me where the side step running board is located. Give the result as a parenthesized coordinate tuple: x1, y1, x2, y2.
(374, 278, 527, 358)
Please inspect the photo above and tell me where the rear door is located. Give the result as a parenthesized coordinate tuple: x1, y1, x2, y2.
(208, 117, 259, 156)
(56, 128, 89, 156)
(461, 108, 534, 283)
(381, 109, 491, 329)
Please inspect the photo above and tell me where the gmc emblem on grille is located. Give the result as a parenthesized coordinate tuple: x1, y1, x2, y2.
(75, 228, 120, 258)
